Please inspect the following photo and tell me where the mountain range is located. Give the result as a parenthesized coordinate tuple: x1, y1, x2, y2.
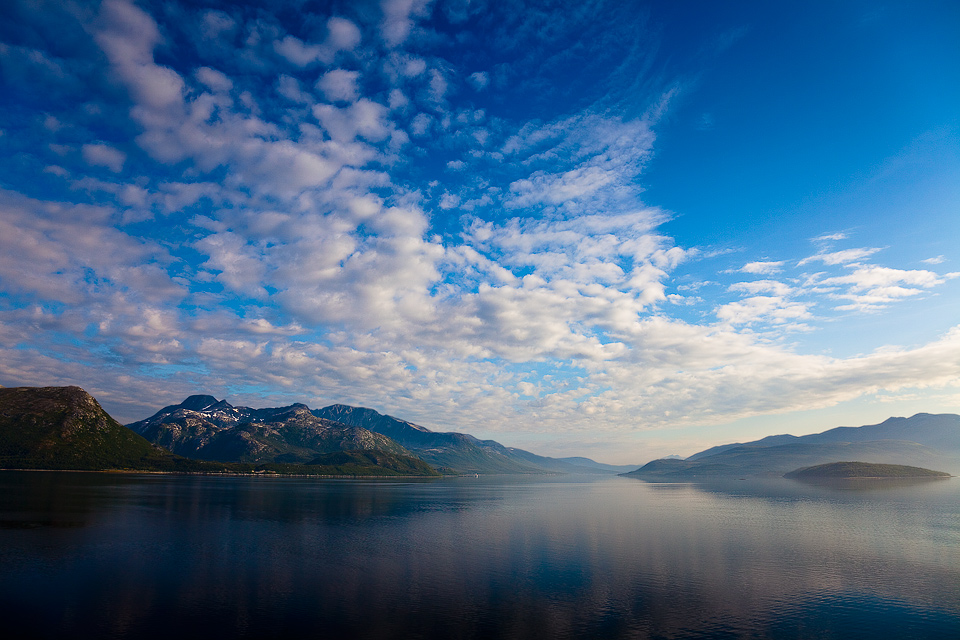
(128, 396, 635, 475)
(624, 413, 960, 481)
(128, 396, 416, 464)
(4, 384, 957, 480)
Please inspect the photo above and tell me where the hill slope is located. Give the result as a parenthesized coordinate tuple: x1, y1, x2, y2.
(0, 386, 200, 471)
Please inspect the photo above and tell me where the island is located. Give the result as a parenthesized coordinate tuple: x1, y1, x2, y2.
(783, 461, 951, 480)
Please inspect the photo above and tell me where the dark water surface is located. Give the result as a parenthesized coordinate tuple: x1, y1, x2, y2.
(1, 471, 957, 639)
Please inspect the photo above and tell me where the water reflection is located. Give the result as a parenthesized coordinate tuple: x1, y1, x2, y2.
(1, 472, 957, 639)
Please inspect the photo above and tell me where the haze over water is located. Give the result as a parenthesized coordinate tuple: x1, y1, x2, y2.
(1, 472, 957, 639)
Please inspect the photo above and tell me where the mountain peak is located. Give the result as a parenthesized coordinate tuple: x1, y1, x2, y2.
(179, 395, 224, 411)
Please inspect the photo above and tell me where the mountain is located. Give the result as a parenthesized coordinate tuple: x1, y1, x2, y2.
(0, 386, 203, 471)
(128, 396, 420, 465)
(312, 404, 547, 474)
(313, 404, 632, 474)
(687, 413, 960, 461)
(625, 413, 960, 481)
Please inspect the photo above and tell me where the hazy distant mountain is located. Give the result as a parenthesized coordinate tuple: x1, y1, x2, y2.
(688, 414, 960, 461)
(313, 404, 632, 474)
(625, 413, 960, 481)
(128, 396, 420, 465)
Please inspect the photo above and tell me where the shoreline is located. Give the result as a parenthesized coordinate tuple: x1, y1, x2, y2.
(0, 467, 444, 479)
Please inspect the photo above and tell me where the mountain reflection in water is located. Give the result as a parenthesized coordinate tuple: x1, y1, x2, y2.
(1, 472, 957, 639)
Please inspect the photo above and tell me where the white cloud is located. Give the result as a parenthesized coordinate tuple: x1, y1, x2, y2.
(439, 193, 460, 209)
(317, 69, 360, 102)
(814, 232, 848, 242)
(729, 280, 793, 296)
(201, 10, 236, 40)
(277, 75, 313, 104)
(716, 296, 811, 326)
(923, 255, 946, 265)
(195, 66, 233, 93)
(96, 0, 185, 111)
(467, 71, 489, 90)
(81, 143, 126, 172)
(508, 166, 617, 208)
(741, 260, 784, 275)
(326, 17, 362, 51)
(274, 35, 325, 67)
(798, 247, 881, 266)
(380, 0, 433, 47)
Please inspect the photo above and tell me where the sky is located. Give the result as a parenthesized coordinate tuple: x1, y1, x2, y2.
(1, 0, 958, 464)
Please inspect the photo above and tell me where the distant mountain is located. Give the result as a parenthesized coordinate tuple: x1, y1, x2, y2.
(625, 413, 960, 481)
(128, 396, 421, 465)
(784, 461, 951, 480)
(313, 404, 632, 474)
(688, 413, 960, 461)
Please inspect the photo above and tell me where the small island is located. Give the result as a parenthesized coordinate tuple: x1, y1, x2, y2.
(784, 461, 951, 480)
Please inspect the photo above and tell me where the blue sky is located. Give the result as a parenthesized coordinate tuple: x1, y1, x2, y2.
(1, 0, 958, 463)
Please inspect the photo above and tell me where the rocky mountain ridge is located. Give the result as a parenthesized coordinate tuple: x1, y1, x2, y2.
(128, 396, 415, 464)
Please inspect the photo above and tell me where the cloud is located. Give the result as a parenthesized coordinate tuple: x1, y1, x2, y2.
(923, 255, 946, 265)
(96, 0, 185, 111)
(274, 36, 324, 67)
(380, 0, 433, 47)
(813, 232, 848, 242)
(277, 75, 313, 104)
(508, 166, 616, 208)
(716, 296, 811, 326)
(195, 66, 233, 93)
(467, 71, 489, 90)
(326, 17, 362, 51)
(818, 265, 947, 311)
(729, 280, 793, 296)
(317, 69, 360, 102)
(741, 261, 784, 275)
(798, 247, 882, 266)
(82, 143, 126, 172)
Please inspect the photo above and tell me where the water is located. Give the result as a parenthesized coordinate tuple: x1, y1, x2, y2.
(1, 472, 957, 639)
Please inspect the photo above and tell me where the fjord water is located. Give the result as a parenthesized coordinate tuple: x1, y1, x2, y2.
(1, 473, 957, 639)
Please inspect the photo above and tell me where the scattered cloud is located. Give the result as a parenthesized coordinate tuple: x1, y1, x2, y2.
(0, 0, 956, 462)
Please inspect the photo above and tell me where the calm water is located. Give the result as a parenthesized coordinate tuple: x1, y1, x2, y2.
(0, 472, 957, 639)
